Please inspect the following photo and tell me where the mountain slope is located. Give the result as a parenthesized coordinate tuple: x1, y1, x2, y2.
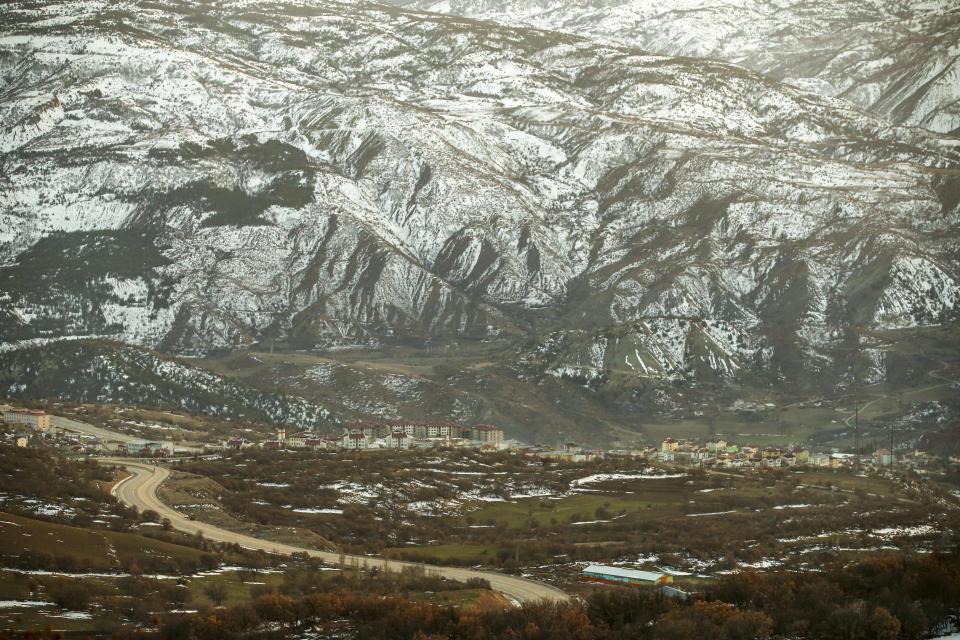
(0, 0, 958, 433)
(0, 339, 336, 428)
(388, 0, 960, 135)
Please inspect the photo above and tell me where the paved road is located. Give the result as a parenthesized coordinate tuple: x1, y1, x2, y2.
(51, 415, 202, 453)
(107, 460, 570, 605)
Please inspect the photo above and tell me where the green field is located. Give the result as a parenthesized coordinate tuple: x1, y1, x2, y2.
(385, 543, 507, 562)
(0, 606, 119, 634)
(0, 511, 212, 571)
(467, 493, 678, 528)
(186, 569, 287, 606)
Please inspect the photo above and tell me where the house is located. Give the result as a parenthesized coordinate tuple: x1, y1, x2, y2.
(285, 432, 312, 448)
(225, 439, 254, 449)
(125, 440, 165, 456)
(582, 564, 673, 587)
(660, 438, 680, 452)
(343, 432, 370, 449)
(14, 432, 28, 448)
(875, 449, 893, 466)
(468, 425, 504, 446)
(345, 423, 385, 439)
(535, 449, 598, 463)
(4, 409, 51, 431)
(811, 453, 831, 467)
(426, 423, 463, 438)
(386, 431, 413, 449)
(706, 440, 727, 453)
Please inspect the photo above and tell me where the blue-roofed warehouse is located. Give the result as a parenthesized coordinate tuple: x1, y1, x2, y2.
(582, 564, 673, 587)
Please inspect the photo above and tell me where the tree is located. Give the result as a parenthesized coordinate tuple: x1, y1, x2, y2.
(204, 581, 228, 607)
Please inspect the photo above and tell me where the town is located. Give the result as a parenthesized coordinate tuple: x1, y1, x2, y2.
(0, 403, 949, 476)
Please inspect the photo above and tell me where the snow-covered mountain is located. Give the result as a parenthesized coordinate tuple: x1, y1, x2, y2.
(388, 0, 960, 135)
(1, 0, 958, 414)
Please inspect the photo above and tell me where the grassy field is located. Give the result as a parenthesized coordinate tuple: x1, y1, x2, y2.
(0, 511, 212, 570)
(793, 469, 899, 494)
(467, 493, 679, 528)
(385, 543, 507, 562)
(0, 606, 119, 634)
(186, 569, 287, 606)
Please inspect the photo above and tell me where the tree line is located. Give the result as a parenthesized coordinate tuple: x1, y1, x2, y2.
(134, 550, 960, 640)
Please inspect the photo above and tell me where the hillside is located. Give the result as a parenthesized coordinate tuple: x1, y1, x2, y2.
(0, 0, 958, 442)
(389, 0, 960, 134)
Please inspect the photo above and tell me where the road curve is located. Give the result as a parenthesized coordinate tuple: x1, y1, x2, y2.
(107, 460, 570, 605)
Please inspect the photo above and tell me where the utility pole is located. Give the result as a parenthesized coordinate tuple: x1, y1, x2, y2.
(854, 400, 859, 467)
(889, 424, 895, 469)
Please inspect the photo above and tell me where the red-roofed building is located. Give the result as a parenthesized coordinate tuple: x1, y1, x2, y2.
(386, 431, 413, 449)
(4, 409, 51, 431)
(468, 424, 504, 445)
(343, 432, 370, 449)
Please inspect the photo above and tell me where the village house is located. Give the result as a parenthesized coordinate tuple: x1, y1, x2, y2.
(468, 424, 504, 446)
(386, 431, 413, 449)
(534, 449, 598, 463)
(343, 432, 371, 449)
(225, 438, 255, 449)
(706, 439, 727, 453)
(124, 439, 167, 456)
(285, 432, 313, 448)
(875, 448, 893, 466)
(660, 438, 680, 453)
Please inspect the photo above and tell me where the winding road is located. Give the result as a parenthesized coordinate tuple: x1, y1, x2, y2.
(107, 460, 570, 605)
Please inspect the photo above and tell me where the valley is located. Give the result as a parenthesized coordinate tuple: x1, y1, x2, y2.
(1, 404, 958, 636)
(1, 0, 959, 637)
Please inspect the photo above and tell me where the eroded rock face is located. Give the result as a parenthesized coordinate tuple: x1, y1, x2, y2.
(0, 0, 958, 393)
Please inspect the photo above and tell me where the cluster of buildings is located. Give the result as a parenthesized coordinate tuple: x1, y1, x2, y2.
(4, 402, 938, 472)
(223, 421, 506, 452)
(1, 405, 176, 455)
(655, 437, 925, 470)
(2, 405, 103, 453)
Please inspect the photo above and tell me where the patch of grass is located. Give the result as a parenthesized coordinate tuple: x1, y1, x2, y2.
(0, 608, 118, 634)
(384, 544, 505, 562)
(467, 493, 678, 528)
(0, 570, 32, 600)
(187, 570, 286, 607)
(0, 511, 212, 572)
(412, 587, 497, 606)
(796, 470, 897, 494)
